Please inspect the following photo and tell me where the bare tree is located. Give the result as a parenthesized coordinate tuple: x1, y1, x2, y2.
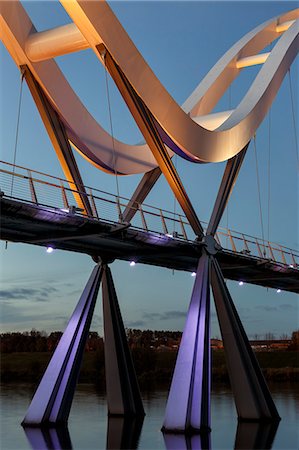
(280, 333, 289, 340)
(264, 332, 275, 341)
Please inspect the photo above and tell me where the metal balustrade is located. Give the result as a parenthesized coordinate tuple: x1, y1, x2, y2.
(1, 160, 298, 269)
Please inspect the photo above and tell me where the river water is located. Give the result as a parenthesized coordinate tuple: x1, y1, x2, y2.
(1, 383, 298, 450)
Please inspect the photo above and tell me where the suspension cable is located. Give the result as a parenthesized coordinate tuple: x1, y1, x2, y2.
(171, 153, 178, 274)
(267, 108, 271, 249)
(226, 198, 229, 249)
(103, 52, 122, 221)
(6, 68, 24, 250)
(288, 69, 299, 170)
(226, 85, 232, 248)
(10, 68, 25, 197)
(253, 135, 266, 256)
(266, 40, 273, 259)
(173, 153, 177, 235)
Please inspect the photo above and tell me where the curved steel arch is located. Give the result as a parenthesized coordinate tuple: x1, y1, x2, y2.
(0, 1, 298, 174)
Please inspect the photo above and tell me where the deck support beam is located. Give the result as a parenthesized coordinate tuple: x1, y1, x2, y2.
(122, 166, 162, 223)
(162, 254, 211, 433)
(210, 257, 280, 421)
(207, 144, 249, 236)
(22, 264, 103, 426)
(100, 47, 204, 239)
(21, 65, 93, 216)
(102, 264, 145, 416)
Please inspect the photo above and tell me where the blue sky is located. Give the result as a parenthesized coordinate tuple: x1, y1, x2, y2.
(0, 1, 298, 338)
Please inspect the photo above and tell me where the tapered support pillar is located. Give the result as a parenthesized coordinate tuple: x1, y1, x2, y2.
(22, 264, 103, 426)
(162, 254, 211, 433)
(210, 257, 280, 421)
(102, 265, 145, 417)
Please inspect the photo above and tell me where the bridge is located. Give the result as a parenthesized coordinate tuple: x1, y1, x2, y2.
(1, 0, 298, 440)
(1, 161, 298, 293)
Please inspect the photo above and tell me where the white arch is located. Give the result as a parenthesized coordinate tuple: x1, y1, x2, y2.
(0, 1, 298, 174)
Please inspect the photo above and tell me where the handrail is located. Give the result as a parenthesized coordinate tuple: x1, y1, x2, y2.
(0, 160, 298, 269)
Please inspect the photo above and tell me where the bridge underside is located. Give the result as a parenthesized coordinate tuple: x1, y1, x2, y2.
(1, 197, 298, 294)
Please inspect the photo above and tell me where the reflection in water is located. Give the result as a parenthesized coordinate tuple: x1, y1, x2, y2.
(23, 426, 73, 450)
(163, 432, 211, 450)
(23, 420, 279, 450)
(234, 421, 279, 450)
(163, 420, 279, 450)
(23, 416, 144, 450)
(3, 384, 297, 450)
(106, 416, 144, 450)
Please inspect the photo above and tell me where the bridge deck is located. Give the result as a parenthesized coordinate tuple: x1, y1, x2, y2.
(1, 197, 298, 294)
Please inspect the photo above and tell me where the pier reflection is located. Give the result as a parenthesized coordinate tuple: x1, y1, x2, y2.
(106, 416, 144, 449)
(163, 432, 211, 450)
(23, 415, 279, 450)
(234, 421, 279, 449)
(163, 420, 279, 450)
(23, 415, 144, 450)
(23, 426, 73, 450)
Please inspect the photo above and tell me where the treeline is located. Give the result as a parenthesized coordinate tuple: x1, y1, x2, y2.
(127, 329, 182, 349)
(0, 330, 103, 353)
(1, 329, 298, 353)
(1, 329, 298, 384)
(0, 329, 182, 354)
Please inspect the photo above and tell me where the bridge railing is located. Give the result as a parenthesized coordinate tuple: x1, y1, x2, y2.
(1, 160, 298, 269)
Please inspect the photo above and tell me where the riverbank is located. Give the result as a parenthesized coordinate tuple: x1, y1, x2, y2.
(1, 349, 298, 385)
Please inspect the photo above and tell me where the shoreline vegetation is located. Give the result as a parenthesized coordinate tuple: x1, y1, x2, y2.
(1, 330, 298, 386)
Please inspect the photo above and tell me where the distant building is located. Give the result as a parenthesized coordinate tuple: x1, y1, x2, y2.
(289, 331, 299, 350)
(249, 339, 291, 351)
(211, 339, 223, 350)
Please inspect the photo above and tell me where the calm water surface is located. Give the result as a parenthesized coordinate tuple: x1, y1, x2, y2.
(1, 383, 298, 450)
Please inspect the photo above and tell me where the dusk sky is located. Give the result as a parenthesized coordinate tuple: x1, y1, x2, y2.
(1, 0, 298, 339)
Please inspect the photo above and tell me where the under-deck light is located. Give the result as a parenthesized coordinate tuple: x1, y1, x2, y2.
(276, 289, 281, 293)
(129, 261, 136, 267)
(60, 206, 84, 214)
(239, 281, 244, 286)
(191, 272, 196, 277)
(46, 246, 54, 253)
